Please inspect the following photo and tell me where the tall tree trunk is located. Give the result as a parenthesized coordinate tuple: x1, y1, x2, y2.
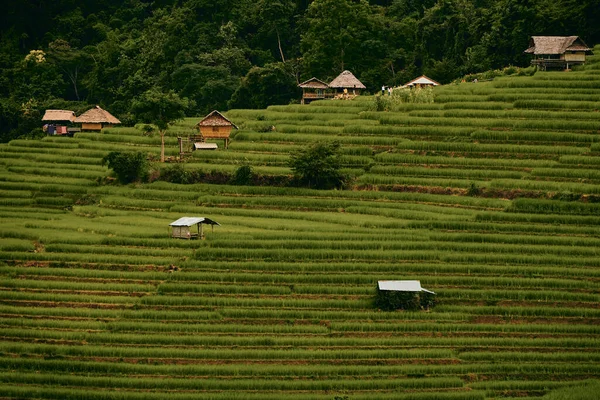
(276, 28, 286, 63)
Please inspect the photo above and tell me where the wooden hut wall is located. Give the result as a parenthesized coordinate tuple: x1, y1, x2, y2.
(565, 52, 586, 62)
(81, 123, 103, 131)
(200, 125, 232, 139)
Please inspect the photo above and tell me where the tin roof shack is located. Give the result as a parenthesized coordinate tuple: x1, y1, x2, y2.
(328, 70, 366, 97)
(42, 109, 77, 136)
(298, 77, 332, 104)
(195, 110, 238, 149)
(169, 217, 220, 240)
(401, 75, 440, 88)
(524, 36, 593, 71)
(74, 105, 121, 131)
(375, 280, 436, 311)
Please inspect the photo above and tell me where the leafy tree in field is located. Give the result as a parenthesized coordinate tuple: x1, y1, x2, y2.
(289, 141, 346, 190)
(102, 151, 149, 184)
(131, 88, 192, 163)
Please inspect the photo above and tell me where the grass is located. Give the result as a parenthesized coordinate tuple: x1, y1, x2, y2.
(1, 54, 600, 399)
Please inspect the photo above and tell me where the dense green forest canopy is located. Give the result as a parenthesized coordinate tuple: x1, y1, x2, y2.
(1, 0, 598, 141)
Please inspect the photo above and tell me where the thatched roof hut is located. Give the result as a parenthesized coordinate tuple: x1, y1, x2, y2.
(328, 70, 366, 92)
(42, 110, 76, 123)
(524, 36, 593, 70)
(195, 110, 238, 149)
(524, 36, 592, 55)
(74, 106, 121, 131)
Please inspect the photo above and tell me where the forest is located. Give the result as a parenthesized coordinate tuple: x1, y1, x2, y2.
(0, 0, 598, 142)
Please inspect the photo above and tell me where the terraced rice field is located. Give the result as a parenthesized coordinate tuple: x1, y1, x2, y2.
(1, 48, 600, 399)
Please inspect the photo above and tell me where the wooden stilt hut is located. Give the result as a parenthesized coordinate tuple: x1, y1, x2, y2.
(74, 105, 121, 131)
(328, 70, 366, 97)
(298, 77, 332, 104)
(195, 110, 238, 149)
(169, 217, 220, 240)
(524, 36, 593, 71)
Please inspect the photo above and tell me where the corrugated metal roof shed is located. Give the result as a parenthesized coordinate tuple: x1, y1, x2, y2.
(402, 75, 440, 88)
(378, 280, 435, 294)
(169, 217, 220, 227)
(194, 143, 218, 150)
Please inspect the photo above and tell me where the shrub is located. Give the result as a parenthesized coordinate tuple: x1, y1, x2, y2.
(289, 141, 346, 189)
(101, 151, 149, 184)
(160, 163, 192, 184)
(230, 164, 254, 185)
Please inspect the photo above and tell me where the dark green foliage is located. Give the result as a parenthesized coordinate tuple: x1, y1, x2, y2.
(375, 287, 437, 311)
(230, 165, 254, 185)
(228, 63, 300, 109)
(1, 0, 599, 142)
(102, 152, 149, 184)
(289, 141, 346, 189)
(160, 164, 193, 184)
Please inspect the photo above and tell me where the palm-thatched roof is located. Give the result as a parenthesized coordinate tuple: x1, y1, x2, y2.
(524, 36, 593, 55)
(298, 77, 329, 89)
(402, 75, 440, 88)
(328, 70, 366, 89)
(73, 106, 121, 124)
(42, 110, 76, 123)
(196, 110, 238, 129)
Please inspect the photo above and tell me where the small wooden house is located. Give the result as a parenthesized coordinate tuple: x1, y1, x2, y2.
(401, 75, 440, 89)
(328, 70, 366, 96)
(298, 77, 332, 104)
(375, 280, 436, 311)
(42, 109, 76, 135)
(169, 217, 220, 240)
(74, 105, 121, 131)
(195, 110, 238, 149)
(524, 36, 593, 70)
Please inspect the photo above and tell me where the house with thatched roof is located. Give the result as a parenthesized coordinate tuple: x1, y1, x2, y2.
(524, 36, 593, 70)
(74, 105, 121, 131)
(401, 75, 440, 89)
(298, 77, 332, 104)
(42, 110, 75, 124)
(42, 110, 76, 135)
(328, 70, 366, 95)
(195, 110, 238, 149)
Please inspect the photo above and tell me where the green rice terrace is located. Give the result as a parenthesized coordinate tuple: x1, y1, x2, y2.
(2, 49, 600, 400)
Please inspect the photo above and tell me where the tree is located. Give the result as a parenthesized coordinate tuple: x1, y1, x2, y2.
(289, 141, 346, 189)
(46, 39, 91, 101)
(102, 152, 149, 184)
(300, 0, 377, 80)
(131, 88, 192, 162)
(228, 63, 300, 109)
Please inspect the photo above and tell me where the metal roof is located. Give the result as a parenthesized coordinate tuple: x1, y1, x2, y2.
(169, 217, 220, 227)
(402, 75, 440, 88)
(194, 143, 218, 150)
(378, 280, 435, 294)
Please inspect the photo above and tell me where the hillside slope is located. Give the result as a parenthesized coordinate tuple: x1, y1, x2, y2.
(0, 48, 599, 399)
